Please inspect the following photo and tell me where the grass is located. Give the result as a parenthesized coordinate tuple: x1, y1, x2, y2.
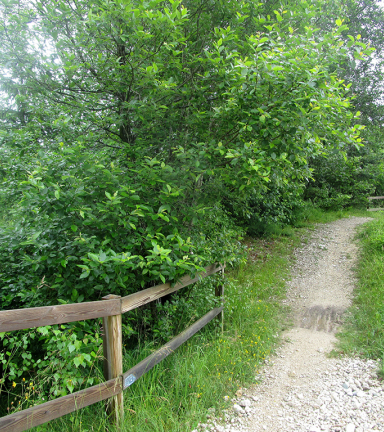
(335, 211, 384, 378)
(8, 204, 380, 431)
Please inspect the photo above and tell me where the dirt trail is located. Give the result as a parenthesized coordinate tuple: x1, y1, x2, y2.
(239, 216, 382, 432)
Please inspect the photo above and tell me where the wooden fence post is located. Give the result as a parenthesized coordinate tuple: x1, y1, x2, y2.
(215, 266, 225, 334)
(102, 294, 123, 427)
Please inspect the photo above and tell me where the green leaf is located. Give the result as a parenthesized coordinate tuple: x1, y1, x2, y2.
(71, 225, 78, 232)
(73, 357, 82, 367)
(88, 253, 99, 262)
(158, 204, 171, 213)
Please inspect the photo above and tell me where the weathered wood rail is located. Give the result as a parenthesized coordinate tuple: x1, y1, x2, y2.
(367, 196, 384, 211)
(0, 264, 225, 431)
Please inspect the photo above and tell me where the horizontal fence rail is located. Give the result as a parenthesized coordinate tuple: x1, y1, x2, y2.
(367, 196, 384, 212)
(0, 263, 225, 431)
(0, 298, 121, 333)
(0, 378, 122, 432)
(121, 264, 222, 313)
(122, 307, 224, 390)
(0, 264, 223, 333)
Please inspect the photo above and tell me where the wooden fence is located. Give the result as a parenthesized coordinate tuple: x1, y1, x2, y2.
(367, 196, 384, 211)
(0, 264, 225, 431)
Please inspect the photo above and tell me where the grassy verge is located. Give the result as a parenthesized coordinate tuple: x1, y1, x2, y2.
(336, 211, 384, 377)
(13, 206, 374, 431)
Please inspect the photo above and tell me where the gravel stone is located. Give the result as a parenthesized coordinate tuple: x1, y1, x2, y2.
(239, 399, 251, 408)
(233, 404, 245, 414)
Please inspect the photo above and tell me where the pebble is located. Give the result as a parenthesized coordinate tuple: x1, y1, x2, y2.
(197, 357, 384, 432)
(232, 404, 244, 414)
(345, 424, 355, 432)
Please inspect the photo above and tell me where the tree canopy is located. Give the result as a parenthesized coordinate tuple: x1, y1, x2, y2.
(0, 0, 374, 303)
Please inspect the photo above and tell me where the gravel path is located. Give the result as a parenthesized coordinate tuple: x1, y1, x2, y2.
(196, 216, 384, 432)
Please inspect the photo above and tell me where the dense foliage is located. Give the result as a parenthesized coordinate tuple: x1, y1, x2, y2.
(306, 0, 384, 208)
(0, 0, 371, 299)
(0, 0, 379, 402)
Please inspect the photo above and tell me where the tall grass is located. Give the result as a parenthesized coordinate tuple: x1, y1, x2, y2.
(336, 212, 384, 376)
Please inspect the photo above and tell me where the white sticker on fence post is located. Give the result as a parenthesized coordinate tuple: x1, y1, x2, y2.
(124, 374, 136, 388)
